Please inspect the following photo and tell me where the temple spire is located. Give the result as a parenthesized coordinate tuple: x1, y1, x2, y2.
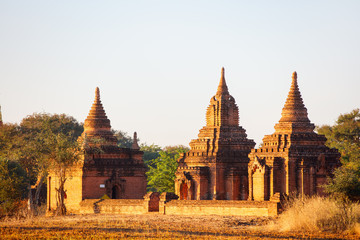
(83, 87, 117, 146)
(132, 132, 140, 150)
(278, 71, 310, 124)
(216, 67, 229, 97)
(95, 87, 100, 103)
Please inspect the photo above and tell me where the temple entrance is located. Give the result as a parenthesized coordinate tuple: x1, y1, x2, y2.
(180, 182, 188, 200)
(253, 168, 265, 201)
(111, 185, 122, 199)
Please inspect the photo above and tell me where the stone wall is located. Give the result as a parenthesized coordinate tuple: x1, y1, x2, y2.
(79, 199, 147, 214)
(163, 200, 280, 216)
(71, 192, 281, 217)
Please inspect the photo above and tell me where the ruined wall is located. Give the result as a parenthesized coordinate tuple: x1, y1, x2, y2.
(47, 167, 83, 213)
(164, 200, 280, 217)
(79, 199, 147, 214)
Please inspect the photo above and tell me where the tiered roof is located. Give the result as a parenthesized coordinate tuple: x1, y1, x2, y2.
(183, 68, 254, 161)
(83, 87, 118, 146)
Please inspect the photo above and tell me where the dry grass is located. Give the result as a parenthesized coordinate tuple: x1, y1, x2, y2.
(267, 196, 360, 234)
(1, 213, 359, 239)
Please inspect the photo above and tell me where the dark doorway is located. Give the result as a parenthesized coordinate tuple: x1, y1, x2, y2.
(111, 185, 121, 199)
(180, 182, 188, 200)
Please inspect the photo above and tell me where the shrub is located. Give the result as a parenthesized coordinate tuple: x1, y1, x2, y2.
(270, 196, 360, 233)
(0, 159, 28, 219)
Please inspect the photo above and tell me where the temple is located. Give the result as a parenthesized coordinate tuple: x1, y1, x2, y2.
(248, 72, 341, 201)
(175, 68, 256, 200)
(47, 87, 147, 212)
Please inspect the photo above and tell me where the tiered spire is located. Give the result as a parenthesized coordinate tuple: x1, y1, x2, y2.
(215, 67, 229, 98)
(132, 132, 140, 150)
(206, 67, 239, 127)
(274, 71, 314, 133)
(83, 87, 117, 145)
(278, 71, 310, 123)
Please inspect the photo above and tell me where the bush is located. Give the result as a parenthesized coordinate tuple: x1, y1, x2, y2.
(0, 159, 28, 219)
(270, 196, 360, 233)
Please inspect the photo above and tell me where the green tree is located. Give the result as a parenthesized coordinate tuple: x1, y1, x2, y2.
(47, 132, 82, 215)
(146, 145, 189, 193)
(0, 113, 83, 214)
(0, 159, 28, 218)
(317, 109, 360, 200)
(140, 143, 161, 167)
(113, 130, 133, 148)
(18, 113, 83, 212)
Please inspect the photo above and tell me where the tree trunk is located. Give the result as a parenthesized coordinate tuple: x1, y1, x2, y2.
(56, 169, 67, 215)
(27, 181, 34, 216)
(34, 173, 46, 206)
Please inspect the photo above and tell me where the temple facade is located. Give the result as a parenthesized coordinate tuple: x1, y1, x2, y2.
(47, 88, 147, 212)
(248, 72, 341, 201)
(175, 68, 255, 200)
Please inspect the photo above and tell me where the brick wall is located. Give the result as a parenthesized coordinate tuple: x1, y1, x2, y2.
(79, 199, 147, 214)
(164, 200, 279, 216)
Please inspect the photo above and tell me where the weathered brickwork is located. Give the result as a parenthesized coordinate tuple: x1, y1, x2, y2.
(47, 88, 147, 213)
(164, 200, 280, 216)
(175, 68, 255, 200)
(248, 72, 341, 201)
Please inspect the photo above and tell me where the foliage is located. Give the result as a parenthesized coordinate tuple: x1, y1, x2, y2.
(0, 113, 83, 215)
(0, 123, 20, 160)
(0, 159, 28, 218)
(113, 130, 133, 148)
(317, 109, 360, 164)
(48, 132, 83, 215)
(146, 145, 189, 193)
(317, 109, 360, 200)
(140, 143, 161, 167)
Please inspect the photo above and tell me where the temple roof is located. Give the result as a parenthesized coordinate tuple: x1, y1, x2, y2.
(206, 67, 239, 127)
(215, 67, 230, 98)
(274, 71, 315, 133)
(84, 87, 117, 145)
(279, 72, 310, 123)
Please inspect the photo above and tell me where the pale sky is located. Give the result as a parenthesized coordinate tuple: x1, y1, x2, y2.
(0, 1, 359, 147)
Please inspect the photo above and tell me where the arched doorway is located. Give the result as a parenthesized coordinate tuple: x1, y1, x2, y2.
(180, 182, 188, 200)
(111, 185, 121, 199)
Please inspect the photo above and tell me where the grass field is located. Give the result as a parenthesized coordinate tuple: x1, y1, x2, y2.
(1, 213, 359, 239)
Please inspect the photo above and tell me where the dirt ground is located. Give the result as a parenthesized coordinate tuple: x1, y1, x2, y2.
(0, 213, 358, 239)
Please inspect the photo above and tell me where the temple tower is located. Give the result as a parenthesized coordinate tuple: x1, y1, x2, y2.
(248, 72, 340, 201)
(175, 68, 255, 200)
(47, 88, 147, 213)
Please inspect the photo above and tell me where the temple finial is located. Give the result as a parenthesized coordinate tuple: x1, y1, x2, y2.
(95, 87, 100, 101)
(216, 67, 229, 97)
(132, 132, 140, 150)
(292, 71, 297, 81)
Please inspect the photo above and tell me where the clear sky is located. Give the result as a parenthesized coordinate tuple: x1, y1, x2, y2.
(0, 1, 359, 147)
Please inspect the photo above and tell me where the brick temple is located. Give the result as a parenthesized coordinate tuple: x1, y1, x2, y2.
(248, 72, 341, 201)
(47, 87, 147, 212)
(175, 68, 256, 200)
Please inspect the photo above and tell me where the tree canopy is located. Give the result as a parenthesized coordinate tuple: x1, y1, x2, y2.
(317, 108, 360, 200)
(146, 145, 189, 193)
(0, 113, 84, 215)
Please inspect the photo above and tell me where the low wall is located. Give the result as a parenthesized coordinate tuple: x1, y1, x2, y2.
(79, 199, 147, 214)
(164, 200, 280, 216)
